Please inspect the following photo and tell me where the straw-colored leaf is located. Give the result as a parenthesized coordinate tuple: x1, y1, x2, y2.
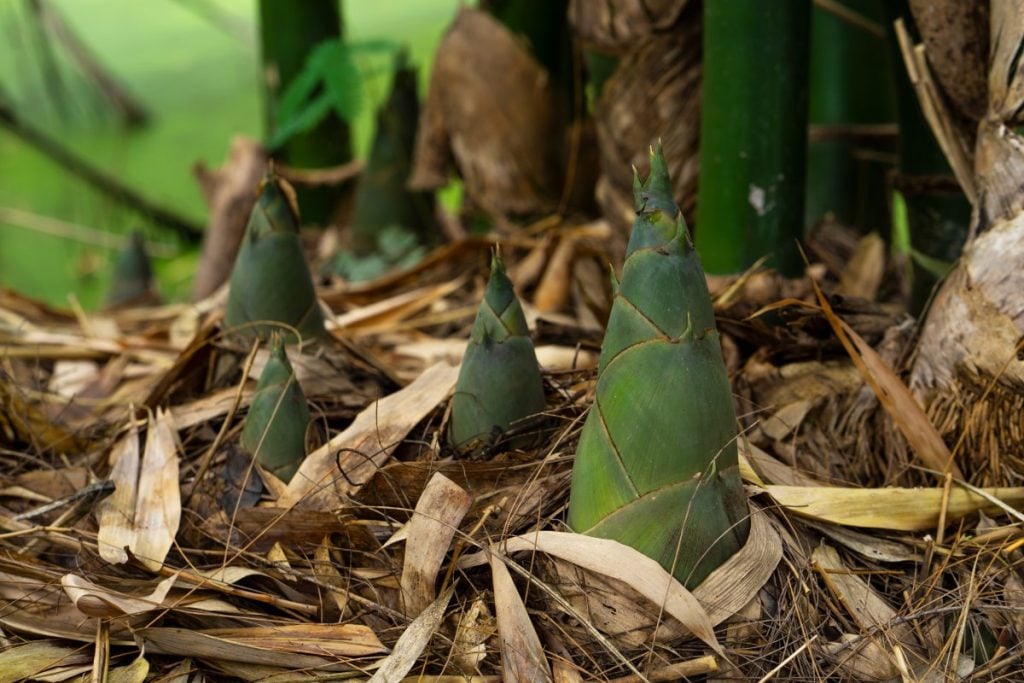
(368, 587, 453, 683)
(813, 543, 919, 678)
(0, 642, 91, 683)
(452, 596, 496, 672)
(142, 624, 384, 672)
(400, 473, 472, 616)
(491, 554, 552, 682)
(105, 654, 149, 683)
(96, 409, 181, 572)
(61, 573, 179, 618)
(463, 533, 720, 653)
(96, 420, 141, 566)
(462, 510, 781, 651)
(765, 484, 1024, 530)
(280, 362, 459, 509)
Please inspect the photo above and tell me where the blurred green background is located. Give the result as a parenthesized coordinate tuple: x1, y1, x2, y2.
(0, 0, 457, 308)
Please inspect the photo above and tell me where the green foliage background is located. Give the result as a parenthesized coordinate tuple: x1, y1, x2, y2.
(0, 0, 457, 308)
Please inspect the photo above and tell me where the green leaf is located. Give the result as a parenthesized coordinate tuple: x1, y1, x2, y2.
(276, 40, 337, 123)
(270, 38, 401, 151)
(321, 42, 363, 123)
(267, 92, 333, 151)
(910, 248, 954, 279)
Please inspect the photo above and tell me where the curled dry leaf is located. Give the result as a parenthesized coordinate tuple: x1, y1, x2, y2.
(192, 136, 267, 300)
(96, 409, 181, 572)
(462, 509, 780, 653)
(400, 473, 472, 617)
(452, 595, 496, 672)
(62, 572, 179, 618)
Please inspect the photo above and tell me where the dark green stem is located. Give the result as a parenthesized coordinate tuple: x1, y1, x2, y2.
(259, 0, 352, 224)
(696, 0, 811, 276)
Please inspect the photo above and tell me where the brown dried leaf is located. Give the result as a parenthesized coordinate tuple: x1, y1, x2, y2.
(837, 232, 885, 301)
(280, 362, 459, 510)
(61, 572, 179, 618)
(192, 136, 267, 300)
(466, 533, 720, 653)
(491, 554, 552, 682)
(96, 409, 181, 571)
(410, 8, 563, 216)
(0, 641, 91, 683)
(142, 626, 379, 673)
(533, 236, 576, 314)
(813, 543, 919, 678)
(808, 284, 961, 478)
(400, 473, 472, 616)
(766, 484, 1024, 530)
(368, 587, 453, 683)
(452, 595, 496, 672)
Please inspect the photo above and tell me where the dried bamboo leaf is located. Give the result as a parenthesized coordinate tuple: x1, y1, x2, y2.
(766, 484, 1024, 530)
(96, 422, 140, 566)
(491, 555, 552, 682)
(105, 654, 149, 683)
(368, 587, 454, 683)
(452, 596, 496, 672)
(463, 533, 720, 653)
(61, 573, 178, 618)
(809, 284, 962, 478)
(410, 8, 563, 216)
(200, 624, 384, 658)
(0, 642, 91, 683)
(462, 509, 779, 652)
(96, 410, 182, 571)
(280, 362, 458, 510)
(813, 543, 919, 678)
(400, 473, 472, 617)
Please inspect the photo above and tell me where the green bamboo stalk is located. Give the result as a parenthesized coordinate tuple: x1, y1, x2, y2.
(224, 173, 326, 343)
(695, 0, 811, 276)
(241, 337, 310, 483)
(448, 253, 546, 452)
(259, 0, 351, 225)
(806, 0, 896, 233)
(569, 146, 749, 589)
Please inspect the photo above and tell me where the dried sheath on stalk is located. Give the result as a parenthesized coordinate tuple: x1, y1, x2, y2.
(449, 253, 546, 452)
(568, 146, 749, 589)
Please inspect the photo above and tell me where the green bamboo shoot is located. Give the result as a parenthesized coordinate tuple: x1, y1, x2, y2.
(449, 253, 546, 452)
(224, 172, 326, 343)
(241, 338, 310, 483)
(569, 146, 749, 589)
